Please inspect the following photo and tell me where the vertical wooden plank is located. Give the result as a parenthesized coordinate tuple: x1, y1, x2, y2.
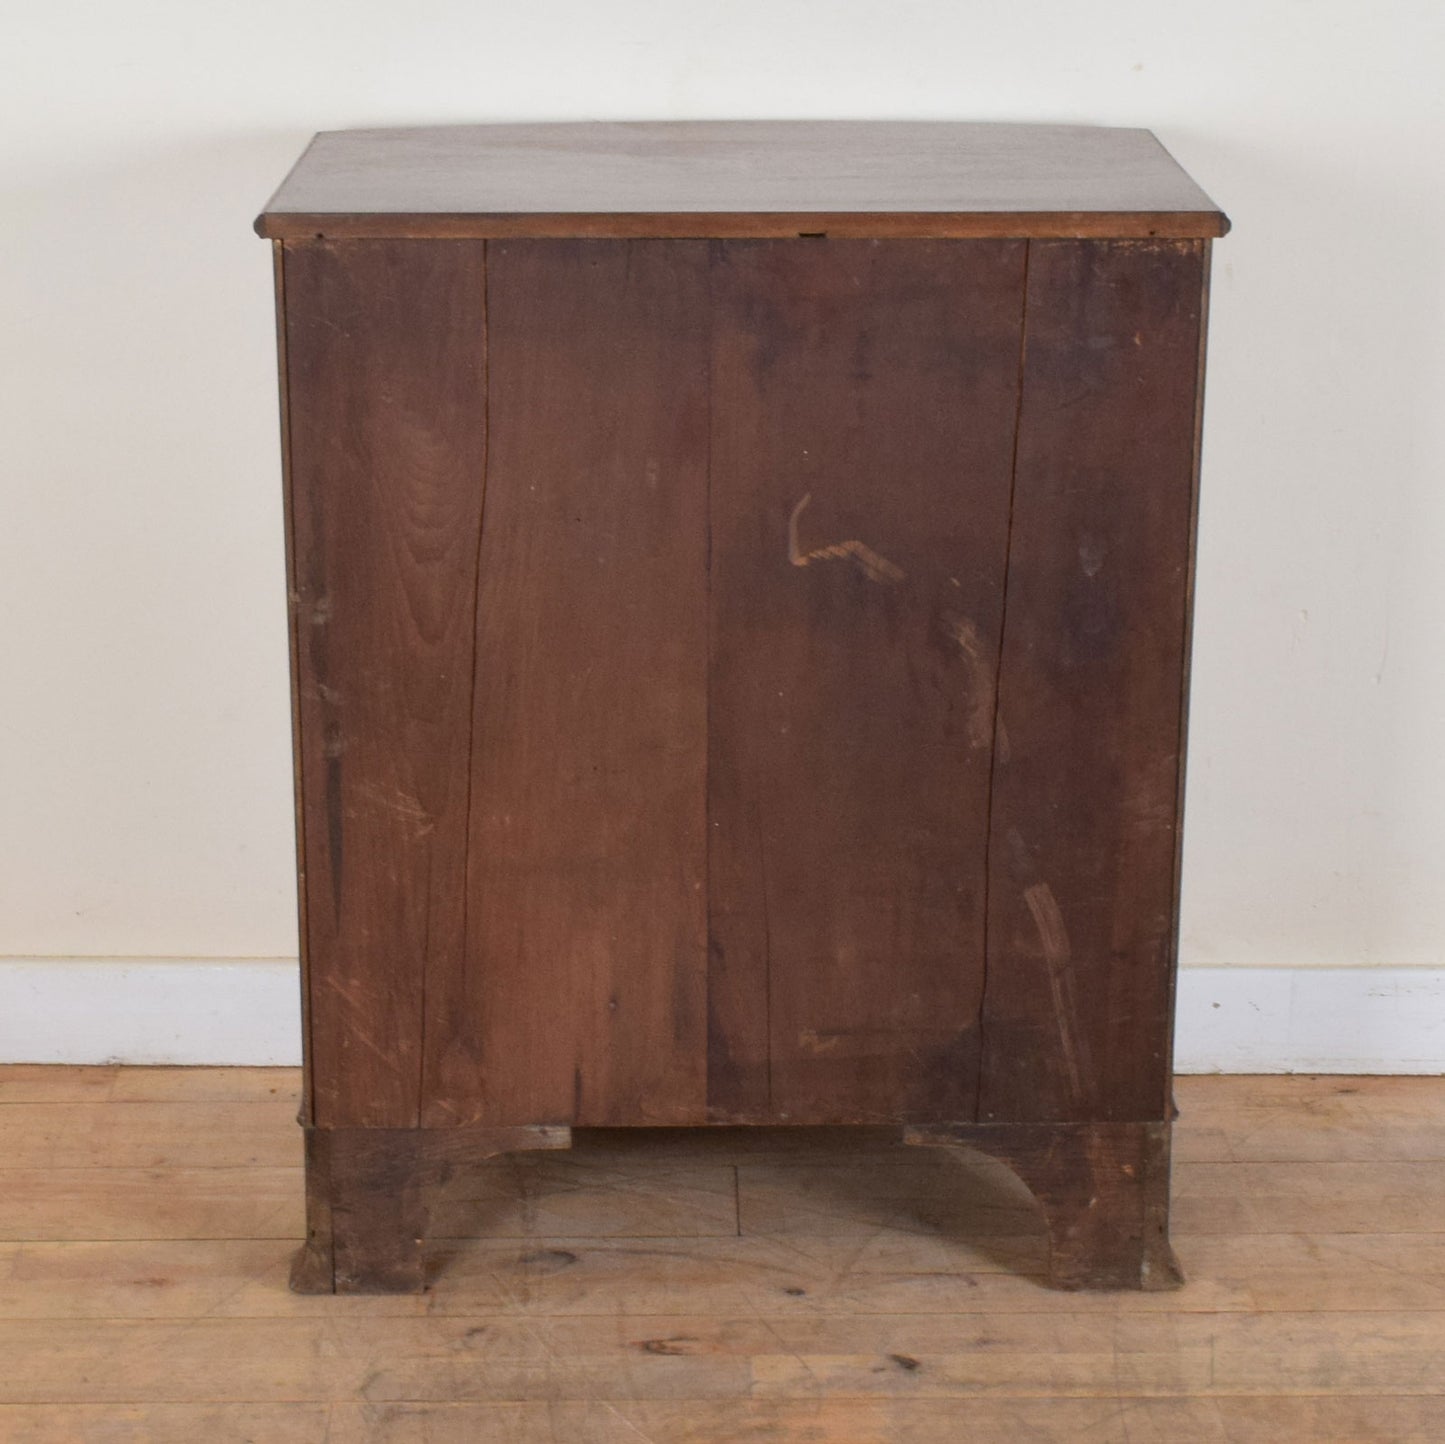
(707, 239, 1027, 1124)
(1162, 241, 1214, 1092)
(285, 239, 488, 1128)
(979, 238, 1206, 1124)
(423, 240, 710, 1128)
(271, 240, 314, 1126)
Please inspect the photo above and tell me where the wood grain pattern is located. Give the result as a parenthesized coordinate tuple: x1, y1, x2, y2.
(979, 239, 1207, 1124)
(255, 122, 1229, 240)
(38, 1069, 1445, 1138)
(269, 209, 1221, 1286)
(7, 1311, 1445, 1402)
(284, 239, 488, 1129)
(17, 1230, 1445, 1318)
(0, 1100, 297, 1167)
(8, 1399, 1445, 1444)
(1163, 241, 1213, 1090)
(0, 1168, 301, 1241)
(706, 239, 1026, 1124)
(906, 1121, 1182, 1290)
(0, 1064, 298, 1103)
(421, 240, 711, 1128)
(291, 1125, 570, 1294)
(265, 210, 1231, 242)
(272, 241, 314, 1125)
(4, 1069, 1445, 1441)
(427, 1151, 738, 1242)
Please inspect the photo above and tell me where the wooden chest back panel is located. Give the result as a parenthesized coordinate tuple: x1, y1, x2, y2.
(280, 236, 1205, 1131)
(705, 239, 1025, 1123)
(979, 239, 1206, 1123)
(430, 240, 712, 1128)
(284, 239, 489, 1128)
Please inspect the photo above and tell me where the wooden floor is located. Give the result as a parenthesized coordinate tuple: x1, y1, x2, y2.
(2, 1072, 1444, 1441)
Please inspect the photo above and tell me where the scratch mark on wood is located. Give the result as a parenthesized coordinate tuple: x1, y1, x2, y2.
(1023, 881, 1089, 1104)
(335, 1020, 398, 1072)
(355, 780, 435, 832)
(1079, 535, 1107, 577)
(798, 1028, 843, 1056)
(601, 1401, 660, 1444)
(324, 735, 344, 918)
(787, 492, 905, 584)
(423, 1095, 476, 1124)
(942, 611, 996, 749)
(323, 974, 389, 1032)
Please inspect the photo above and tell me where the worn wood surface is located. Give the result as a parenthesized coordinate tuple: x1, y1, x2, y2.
(292, 1125, 571, 1294)
(271, 241, 315, 1124)
(2, 1075, 1445, 1444)
(906, 1120, 1182, 1290)
(18, 1147, 1445, 1246)
(266, 210, 1233, 243)
(426, 240, 711, 1129)
(9, 1308, 1445, 1399)
(706, 239, 1025, 1123)
(274, 227, 1218, 1297)
(979, 238, 1207, 1124)
(4, 1398, 1442, 1443)
(280, 234, 1211, 1142)
(256, 122, 1229, 239)
(19, 1231, 1445, 1319)
(3, 1070, 1445, 1441)
(284, 239, 489, 1129)
(11, 1399, 1445, 1444)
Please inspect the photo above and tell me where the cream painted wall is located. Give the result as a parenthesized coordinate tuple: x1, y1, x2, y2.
(2, 4, 1442, 1019)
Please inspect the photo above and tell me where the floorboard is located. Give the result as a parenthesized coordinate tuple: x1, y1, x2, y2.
(2, 1069, 1442, 1441)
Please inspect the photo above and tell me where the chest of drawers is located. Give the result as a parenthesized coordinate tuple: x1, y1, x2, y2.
(257, 121, 1226, 1293)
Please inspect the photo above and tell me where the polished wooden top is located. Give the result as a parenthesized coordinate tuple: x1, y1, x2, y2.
(256, 121, 1228, 240)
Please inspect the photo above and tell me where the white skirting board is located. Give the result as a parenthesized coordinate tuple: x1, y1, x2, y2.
(0, 959, 1442, 1072)
(0, 959, 303, 1067)
(1172, 965, 1445, 1075)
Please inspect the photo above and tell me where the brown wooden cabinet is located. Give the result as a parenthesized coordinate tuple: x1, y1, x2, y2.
(257, 122, 1227, 1293)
